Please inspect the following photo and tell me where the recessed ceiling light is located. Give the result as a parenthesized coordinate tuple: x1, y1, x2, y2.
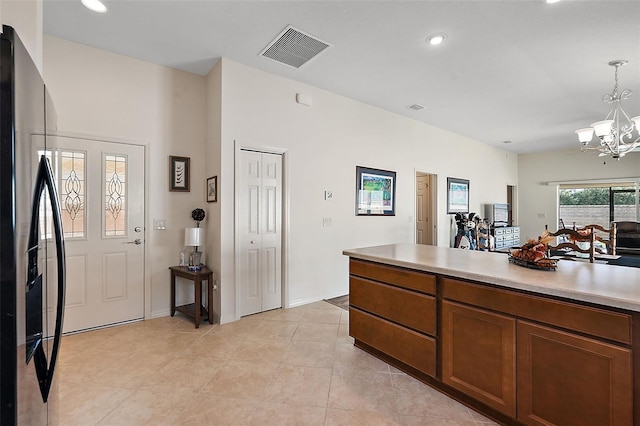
(546, 0, 561, 3)
(81, 0, 107, 13)
(503, 140, 513, 144)
(408, 104, 425, 111)
(427, 33, 447, 46)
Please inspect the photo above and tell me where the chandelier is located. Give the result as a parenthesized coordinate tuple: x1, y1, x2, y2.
(575, 60, 640, 159)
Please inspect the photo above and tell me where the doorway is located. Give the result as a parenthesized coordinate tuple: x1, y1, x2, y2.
(236, 148, 283, 317)
(416, 172, 437, 245)
(507, 185, 517, 226)
(33, 135, 145, 333)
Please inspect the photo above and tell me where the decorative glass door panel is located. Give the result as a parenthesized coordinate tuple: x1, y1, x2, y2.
(104, 154, 127, 237)
(60, 151, 86, 239)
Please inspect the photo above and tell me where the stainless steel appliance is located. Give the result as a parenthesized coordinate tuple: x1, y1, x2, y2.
(0, 25, 66, 425)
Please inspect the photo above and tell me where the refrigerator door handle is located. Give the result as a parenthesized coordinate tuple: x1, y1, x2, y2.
(27, 155, 66, 403)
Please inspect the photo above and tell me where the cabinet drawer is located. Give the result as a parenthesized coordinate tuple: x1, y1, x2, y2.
(350, 307, 436, 377)
(505, 228, 513, 234)
(350, 259, 436, 294)
(443, 278, 631, 344)
(494, 228, 505, 236)
(350, 276, 436, 335)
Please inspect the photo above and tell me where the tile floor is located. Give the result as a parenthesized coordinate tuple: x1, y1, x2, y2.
(59, 301, 497, 425)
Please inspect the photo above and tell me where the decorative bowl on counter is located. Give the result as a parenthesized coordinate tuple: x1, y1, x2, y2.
(508, 231, 558, 271)
(508, 254, 557, 271)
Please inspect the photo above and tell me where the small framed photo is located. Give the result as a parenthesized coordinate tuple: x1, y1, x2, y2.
(169, 156, 190, 191)
(447, 177, 470, 214)
(206, 176, 217, 203)
(355, 166, 396, 216)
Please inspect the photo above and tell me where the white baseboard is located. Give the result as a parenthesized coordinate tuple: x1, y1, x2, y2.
(150, 309, 170, 319)
(220, 313, 237, 324)
(287, 296, 324, 308)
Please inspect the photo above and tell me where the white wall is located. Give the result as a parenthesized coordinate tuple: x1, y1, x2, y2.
(213, 59, 518, 322)
(518, 149, 640, 242)
(1, 0, 43, 71)
(43, 36, 208, 318)
(205, 59, 222, 320)
(42, 38, 520, 323)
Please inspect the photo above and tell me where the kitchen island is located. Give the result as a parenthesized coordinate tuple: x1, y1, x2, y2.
(343, 243, 640, 426)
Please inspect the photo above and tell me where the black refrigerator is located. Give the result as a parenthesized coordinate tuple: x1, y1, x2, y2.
(0, 25, 66, 425)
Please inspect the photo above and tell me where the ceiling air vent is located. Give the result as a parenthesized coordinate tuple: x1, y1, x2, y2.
(408, 104, 425, 111)
(260, 25, 331, 69)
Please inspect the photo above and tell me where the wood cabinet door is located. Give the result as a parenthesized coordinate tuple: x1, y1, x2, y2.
(517, 321, 632, 426)
(442, 301, 516, 417)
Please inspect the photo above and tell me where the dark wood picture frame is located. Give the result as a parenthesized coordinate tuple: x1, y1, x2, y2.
(356, 166, 396, 216)
(206, 176, 217, 203)
(447, 177, 470, 214)
(169, 156, 190, 192)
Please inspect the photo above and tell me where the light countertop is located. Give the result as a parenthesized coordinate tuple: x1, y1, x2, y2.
(343, 243, 640, 312)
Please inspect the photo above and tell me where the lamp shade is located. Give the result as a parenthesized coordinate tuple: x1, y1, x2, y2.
(575, 128, 594, 143)
(185, 227, 205, 247)
(591, 120, 614, 137)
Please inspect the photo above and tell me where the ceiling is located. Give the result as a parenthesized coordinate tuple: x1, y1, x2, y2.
(43, 0, 640, 155)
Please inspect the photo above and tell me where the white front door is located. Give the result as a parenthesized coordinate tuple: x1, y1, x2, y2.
(238, 150, 282, 316)
(33, 135, 145, 332)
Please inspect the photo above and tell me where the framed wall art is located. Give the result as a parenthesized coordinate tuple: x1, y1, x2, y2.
(169, 156, 190, 192)
(206, 176, 217, 202)
(356, 166, 396, 216)
(447, 177, 469, 214)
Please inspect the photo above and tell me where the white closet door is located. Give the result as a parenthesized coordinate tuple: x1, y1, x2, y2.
(238, 150, 282, 316)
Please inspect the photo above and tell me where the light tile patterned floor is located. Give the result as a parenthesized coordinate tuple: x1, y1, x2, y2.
(59, 301, 498, 425)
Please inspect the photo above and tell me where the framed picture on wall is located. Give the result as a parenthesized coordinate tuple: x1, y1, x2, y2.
(207, 176, 217, 202)
(356, 166, 396, 216)
(447, 177, 469, 214)
(169, 156, 190, 192)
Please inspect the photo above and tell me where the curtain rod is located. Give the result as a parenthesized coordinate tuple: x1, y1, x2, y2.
(546, 177, 640, 186)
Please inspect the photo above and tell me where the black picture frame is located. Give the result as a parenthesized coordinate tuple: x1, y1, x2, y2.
(206, 176, 217, 203)
(169, 156, 190, 192)
(447, 177, 469, 214)
(355, 166, 396, 216)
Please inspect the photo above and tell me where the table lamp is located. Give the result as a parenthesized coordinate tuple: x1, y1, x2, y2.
(184, 227, 205, 270)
